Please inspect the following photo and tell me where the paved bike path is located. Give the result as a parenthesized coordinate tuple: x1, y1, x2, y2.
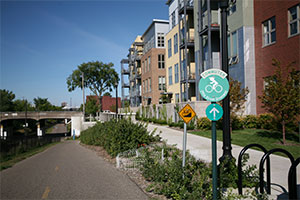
(0, 141, 148, 199)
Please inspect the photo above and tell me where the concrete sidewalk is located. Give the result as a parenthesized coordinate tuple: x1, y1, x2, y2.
(146, 123, 300, 198)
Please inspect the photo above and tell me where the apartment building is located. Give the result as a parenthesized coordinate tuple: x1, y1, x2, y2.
(193, 0, 257, 114)
(128, 36, 143, 107)
(141, 19, 169, 105)
(166, 0, 181, 103)
(254, 1, 300, 114)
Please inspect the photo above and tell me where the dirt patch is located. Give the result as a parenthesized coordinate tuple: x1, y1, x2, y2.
(80, 143, 168, 200)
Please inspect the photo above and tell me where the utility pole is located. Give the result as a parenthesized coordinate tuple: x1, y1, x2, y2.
(82, 72, 85, 121)
(219, 0, 233, 161)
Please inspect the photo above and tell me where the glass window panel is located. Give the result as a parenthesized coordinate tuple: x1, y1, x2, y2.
(263, 21, 269, 33)
(227, 35, 231, 57)
(290, 6, 297, 20)
(271, 17, 276, 30)
(271, 31, 276, 43)
(232, 31, 237, 56)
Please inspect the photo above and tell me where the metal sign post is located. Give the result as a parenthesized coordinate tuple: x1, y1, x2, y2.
(199, 68, 229, 200)
(178, 104, 196, 172)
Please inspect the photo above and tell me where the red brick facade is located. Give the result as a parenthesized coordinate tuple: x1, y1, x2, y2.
(86, 95, 121, 112)
(141, 48, 166, 105)
(254, 0, 300, 114)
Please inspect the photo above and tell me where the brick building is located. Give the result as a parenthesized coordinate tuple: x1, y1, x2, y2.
(254, 1, 300, 114)
(141, 19, 169, 105)
(86, 95, 121, 112)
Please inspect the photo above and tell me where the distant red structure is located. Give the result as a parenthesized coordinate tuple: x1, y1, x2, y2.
(86, 95, 121, 112)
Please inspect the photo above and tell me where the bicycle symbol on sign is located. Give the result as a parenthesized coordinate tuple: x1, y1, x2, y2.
(205, 77, 223, 93)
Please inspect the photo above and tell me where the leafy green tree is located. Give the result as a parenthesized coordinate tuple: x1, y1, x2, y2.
(258, 59, 300, 144)
(33, 97, 61, 111)
(14, 99, 34, 111)
(67, 61, 119, 111)
(0, 89, 15, 111)
(229, 77, 249, 116)
(220, 78, 249, 131)
(85, 98, 98, 116)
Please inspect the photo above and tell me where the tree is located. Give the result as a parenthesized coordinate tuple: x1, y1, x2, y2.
(33, 97, 60, 111)
(14, 99, 34, 111)
(229, 77, 249, 116)
(67, 61, 119, 111)
(85, 98, 98, 116)
(0, 89, 15, 111)
(258, 59, 300, 145)
(103, 92, 112, 97)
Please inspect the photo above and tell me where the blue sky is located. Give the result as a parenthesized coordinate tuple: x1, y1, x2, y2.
(1, 0, 168, 107)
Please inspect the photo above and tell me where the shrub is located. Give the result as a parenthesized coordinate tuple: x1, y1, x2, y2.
(197, 117, 212, 130)
(231, 116, 243, 130)
(80, 119, 160, 157)
(243, 115, 259, 129)
(258, 113, 276, 130)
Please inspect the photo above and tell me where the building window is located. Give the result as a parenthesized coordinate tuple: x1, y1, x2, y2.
(288, 4, 300, 36)
(174, 63, 179, 83)
(157, 33, 165, 47)
(228, 0, 236, 16)
(175, 93, 179, 103)
(149, 78, 151, 92)
(263, 16, 276, 46)
(174, 33, 178, 54)
(168, 66, 173, 85)
(159, 76, 166, 91)
(227, 30, 239, 65)
(148, 56, 151, 71)
(158, 54, 165, 69)
(142, 61, 144, 73)
(146, 79, 148, 93)
(143, 80, 145, 93)
(145, 59, 148, 72)
(171, 11, 176, 28)
(168, 39, 172, 58)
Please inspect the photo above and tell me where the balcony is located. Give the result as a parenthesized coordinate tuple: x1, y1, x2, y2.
(180, 28, 195, 49)
(122, 83, 130, 88)
(178, 0, 194, 15)
(180, 61, 195, 82)
(121, 68, 130, 75)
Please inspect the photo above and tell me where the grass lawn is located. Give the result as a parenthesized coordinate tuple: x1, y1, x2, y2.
(0, 142, 60, 171)
(190, 129, 300, 159)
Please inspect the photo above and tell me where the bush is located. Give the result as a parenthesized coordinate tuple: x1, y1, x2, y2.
(80, 119, 161, 157)
(197, 117, 212, 130)
(258, 113, 276, 130)
(243, 115, 259, 129)
(231, 116, 243, 130)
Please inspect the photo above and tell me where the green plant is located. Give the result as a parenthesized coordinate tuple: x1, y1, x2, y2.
(257, 113, 276, 130)
(197, 117, 212, 130)
(242, 115, 259, 129)
(80, 119, 161, 157)
(231, 115, 243, 130)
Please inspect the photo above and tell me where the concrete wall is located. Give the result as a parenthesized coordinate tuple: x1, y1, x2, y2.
(132, 101, 211, 122)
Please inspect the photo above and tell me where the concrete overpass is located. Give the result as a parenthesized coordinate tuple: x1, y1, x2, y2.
(0, 111, 82, 122)
(0, 111, 84, 138)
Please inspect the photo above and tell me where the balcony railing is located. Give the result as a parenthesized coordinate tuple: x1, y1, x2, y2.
(180, 61, 195, 81)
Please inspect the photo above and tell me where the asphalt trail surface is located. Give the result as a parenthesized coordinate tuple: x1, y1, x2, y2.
(0, 141, 148, 200)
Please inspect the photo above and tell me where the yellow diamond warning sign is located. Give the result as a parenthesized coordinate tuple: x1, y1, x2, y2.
(178, 104, 196, 124)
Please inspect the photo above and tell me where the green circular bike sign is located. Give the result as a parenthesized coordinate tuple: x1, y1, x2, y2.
(199, 69, 229, 102)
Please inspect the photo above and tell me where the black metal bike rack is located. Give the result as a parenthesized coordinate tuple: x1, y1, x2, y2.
(259, 148, 295, 195)
(288, 157, 299, 199)
(238, 144, 270, 195)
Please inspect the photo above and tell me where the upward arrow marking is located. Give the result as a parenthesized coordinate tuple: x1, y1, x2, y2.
(210, 107, 219, 119)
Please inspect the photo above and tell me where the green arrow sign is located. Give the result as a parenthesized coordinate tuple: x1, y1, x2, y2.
(206, 103, 223, 121)
(199, 69, 229, 102)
